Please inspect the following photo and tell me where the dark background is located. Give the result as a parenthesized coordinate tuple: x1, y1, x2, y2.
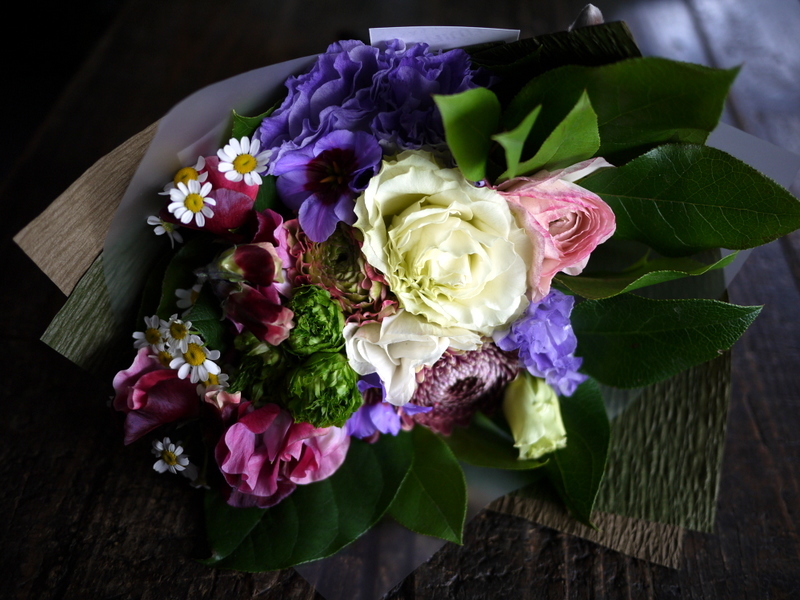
(3, 1, 800, 598)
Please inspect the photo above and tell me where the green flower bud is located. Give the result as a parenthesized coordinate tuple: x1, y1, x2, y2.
(228, 332, 292, 404)
(286, 351, 362, 428)
(287, 285, 345, 356)
(502, 372, 567, 460)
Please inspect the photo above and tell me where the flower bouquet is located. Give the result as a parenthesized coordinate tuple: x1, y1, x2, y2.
(18, 10, 800, 597)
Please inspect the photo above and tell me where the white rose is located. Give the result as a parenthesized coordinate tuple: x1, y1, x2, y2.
(502, 372, 567, 460)
(354, 150, 531, 336)
(344, 309, 480, 406)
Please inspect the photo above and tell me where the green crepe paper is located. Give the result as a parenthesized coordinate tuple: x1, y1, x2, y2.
(41, 255, 127, 374)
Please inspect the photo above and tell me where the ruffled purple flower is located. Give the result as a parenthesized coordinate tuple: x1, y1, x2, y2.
(494, 290, 587, 397)
(345, 373, 430, 440)
(257, 39, 481, 165)
(273, 130, 382, 242)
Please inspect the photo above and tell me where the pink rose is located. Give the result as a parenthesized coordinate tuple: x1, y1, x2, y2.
(215, 402, 350, 508)
(498, 158, 616, 300)
(112, 349, 199, 444)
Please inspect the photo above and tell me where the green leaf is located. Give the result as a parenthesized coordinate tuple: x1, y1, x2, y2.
(492, 105, 541, 180)
(505, 58, 737, 163)
(156, 238, 219, 320)
(544, 378, 610, 527)
(435, 88, 501, 181)
(389, 427, 467, 544)
(254, 174, 279, 212)
(206, 432, 413, 571)
(572, 294, 761, 388)
(186, 287, 226, 352)
(445, 412, 548, 470)
(581, 143, 800, 255)
(231, 108, 275, 140)
(203, 492, 266, 562)
(555, 251, 737, 300)
(503, 90, 599, 179)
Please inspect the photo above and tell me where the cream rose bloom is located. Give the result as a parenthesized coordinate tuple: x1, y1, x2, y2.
(502, 372, 567, 460)
(354, 150, 531, 336)
(344, 309, 481, 406)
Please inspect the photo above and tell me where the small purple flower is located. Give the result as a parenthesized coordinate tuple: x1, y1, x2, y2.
(494, 290, 587, 397)
(345, 373, 429, 440)
(273, 130, 382, 242)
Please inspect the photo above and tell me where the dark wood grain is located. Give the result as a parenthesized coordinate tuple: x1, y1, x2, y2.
(3, 0, 800, 598)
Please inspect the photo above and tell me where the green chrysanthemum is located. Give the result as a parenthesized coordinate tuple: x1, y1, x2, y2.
(228, 332, 292, 404)
(285, 351, 362, 428)
(287, 285, 345, 356)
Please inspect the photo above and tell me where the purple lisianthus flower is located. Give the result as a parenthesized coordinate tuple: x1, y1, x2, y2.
(494, 290, 587, 397)
(273, 130, 382, 242)
(257, 39, 482, 166)
(345, 373, 429, 440)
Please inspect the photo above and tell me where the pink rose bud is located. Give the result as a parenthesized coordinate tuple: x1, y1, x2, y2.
(498, 158, 616, 300)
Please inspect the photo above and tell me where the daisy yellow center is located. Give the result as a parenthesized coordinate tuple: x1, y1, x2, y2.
(157, 351, 173, 368)
(233, 154, 257, 174)
(184, 193, 205, 213)
(206, 373, 219, 386)
(145, 328, 161, 344)
(169, 322, 188, 340)
(160, 450, 179, 466)
(174, 167, 200, 186)
(184, 343, 207, 366)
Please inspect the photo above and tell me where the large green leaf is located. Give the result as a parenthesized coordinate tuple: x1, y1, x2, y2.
(445, 412, 548, 470)
(581, 143, 800, 256)
(500, 90, 599, 180)
(205, 432, 413, 571)
(389, 427, 467, 544)
(572, 294, 761, 388)
(434, 88, 501, 181)
(544, 378, 610, 527)
(492, 105, 541, 180)
(254, 174, 280, 212)
(504, 58, 737, 163)
(554, 252, 737, 300)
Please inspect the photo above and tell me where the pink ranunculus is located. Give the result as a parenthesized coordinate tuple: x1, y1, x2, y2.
(215, 402, 350, 508)
(112, 349, 199, 444)
(498, 158, 616, 301)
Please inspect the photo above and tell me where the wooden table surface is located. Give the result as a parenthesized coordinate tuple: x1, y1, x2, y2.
(3, 1, 800, 598)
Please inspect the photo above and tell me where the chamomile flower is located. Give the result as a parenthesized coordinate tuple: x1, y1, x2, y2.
(168, 179, 216, 227)
(146, 215, 183, 248)
(175, 282, 203, 316)
(159, 156, 207, 195)
(133, 315, 167, 351)
(217, 136, 271, 186)
(161, 314, 196, 354)
(170, 341, 221, 384)
(151, 437, 191, 474)
(196, 371, 230, 396)
(153, 348, 175, 368)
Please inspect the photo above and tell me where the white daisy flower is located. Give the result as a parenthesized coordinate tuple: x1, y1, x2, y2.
(146, 215, 183, 248)
(133, 315, 167, 351)
(196, 371, 230, 396)
(168, 179, 216, 227)
(170, 341, 221, 384)
(153, 348, 175, 369)
(159, 156, 208, 195)
(152, 437, 191, 474)
(217, 136, 271, 186)
(176, 282, 203, 316)
(161, 314, 197, 354)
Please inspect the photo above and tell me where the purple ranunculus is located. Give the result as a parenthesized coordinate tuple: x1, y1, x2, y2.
(494, 290, 587, 397)
(272, 130, 382, 242)
(257, 39, 481, 166)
